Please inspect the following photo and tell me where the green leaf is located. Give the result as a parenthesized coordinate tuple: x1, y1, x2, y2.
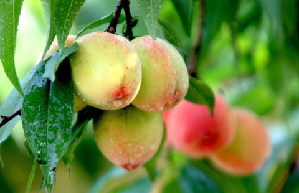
(54, 0, 86, 51)
(77, 13, 126, 37)
(185, 77, 215, 114)
(158, 19, 183, 52)
(179, 166, 223, 193)
(26, 159, 38, 193)
(136, 0, 162, 38)
(144, 126, 166, 181)
(22, 60, 74, 191)
(0, 63, 41, 143)
(170, 0, 192, 36)
(43, 43, 78, 82)
(40, 0, 57, 57)
(0, 0, 24, 94)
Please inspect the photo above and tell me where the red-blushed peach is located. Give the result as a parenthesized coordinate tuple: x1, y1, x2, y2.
(44, 35, 87, 112)
(131, 36, 189, 112)
(209, 108, 271, 176)
(163, 94, 235, 157)
(93, 106, 163, 171)
(69, 32, 141, 110)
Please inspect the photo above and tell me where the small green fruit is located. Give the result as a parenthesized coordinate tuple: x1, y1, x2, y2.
(93, 106, 163, 171)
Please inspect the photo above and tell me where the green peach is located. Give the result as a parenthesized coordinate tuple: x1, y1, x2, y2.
(93, 106, 163, 171)
(69, 32, 141, 110)
(131, 36, 189, 112)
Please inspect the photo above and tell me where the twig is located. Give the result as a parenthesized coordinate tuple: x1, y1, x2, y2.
(0, 109, 21, 128)
(122, 0, 134, 40)
(188, 0, 206, 78)
(106, 0, 123, 34)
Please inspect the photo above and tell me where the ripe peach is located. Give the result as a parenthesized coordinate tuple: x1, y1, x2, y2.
(69, 32, 141, 110)
(163, 94, 235, 157)
(131, 36, 189, 112)
(93, 106, 163, 171)
(44, 35, 87, 112)
(210, 109, 271, 176)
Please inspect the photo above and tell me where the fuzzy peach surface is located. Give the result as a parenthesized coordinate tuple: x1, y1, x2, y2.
(164, 94, 235, 158)
(210, 108, 271, 176)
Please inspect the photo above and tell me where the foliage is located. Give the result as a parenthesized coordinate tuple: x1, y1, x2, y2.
(0, 0, 298, 192)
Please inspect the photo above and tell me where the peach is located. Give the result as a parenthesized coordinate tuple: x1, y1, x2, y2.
(163, 94, 235, 157)
(93, 106, 163, 171)
(44, 35, 87, 112)
(69, 32, 141, 110)
(131, 36, 189, 112)
(210, 109, 271, 176)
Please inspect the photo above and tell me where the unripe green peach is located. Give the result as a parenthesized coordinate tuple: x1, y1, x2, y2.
(210, 109, 271, 176)
(131, 36, 189, 112)
(69, 32, 141, 110)
(163, 94, 235, 158)
(93, 106, 163, 171)
(44, 35, 87, 112)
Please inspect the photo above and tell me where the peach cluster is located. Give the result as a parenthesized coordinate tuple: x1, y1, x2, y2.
(46, 32, 189, 170)
(163, 94, 271, 176)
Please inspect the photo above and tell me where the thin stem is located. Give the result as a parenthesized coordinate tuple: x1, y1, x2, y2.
(188, 0, 206, 78)
(122, 0, 134, 40)
(106, 0, 123, 34)
(0, 109, 21, 128)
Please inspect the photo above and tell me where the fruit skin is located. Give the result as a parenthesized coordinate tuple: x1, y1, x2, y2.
(210, 109, 271, 176)
(131, 36, 189, 112)
(163, 94, 235, 158)
(69, 32, 141, 110)
(44, 35, 87, 112)
(93, 106, 163, 171)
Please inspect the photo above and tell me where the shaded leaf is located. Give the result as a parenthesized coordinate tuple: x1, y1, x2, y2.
(185, 77, 215, 114)
(43, 43, 78, 81)
(158, 19, 182, 51)
(22, 60, 74, 191)
(77, 13, 126, 37)
(0, 0, 24, 94)
(170, 0, 192, 36)
(136, 0, 162, 38)
(40, 0, 56, 57)
(54, 0, 86, 51)
(180, 166, 223, 193)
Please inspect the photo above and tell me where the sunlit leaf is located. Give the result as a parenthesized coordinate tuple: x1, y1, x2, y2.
(0, 63, 41, 143)
(136, 0, 162, 38)
(54, 0, 86, 51)
(43, 43, 78, 82)
(0, 0, 24, 94)
(22, 60, 74, 192)
(170, 0, 192, 36)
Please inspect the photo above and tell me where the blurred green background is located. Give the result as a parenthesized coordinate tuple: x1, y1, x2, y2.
(0, 0, 298, 192)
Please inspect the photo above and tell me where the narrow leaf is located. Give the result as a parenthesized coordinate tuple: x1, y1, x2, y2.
(144, 126, 166, 181)
(0, 0, 24, 94)
(40, 0, 57, 57)
(0, 63, 41, 143)
(77, 13, 126, 37)
(180, 166, 223, 193)
(136, 0, 162, 38)
(26, 159, 38, 193)
(158, 19, 183, 51)
(54, 0, 86, 51)
(170, 0, 192, 36)
(22, 60, 74, 191)
(43, 43, 78, 81)
(185, 77, 215, 114)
